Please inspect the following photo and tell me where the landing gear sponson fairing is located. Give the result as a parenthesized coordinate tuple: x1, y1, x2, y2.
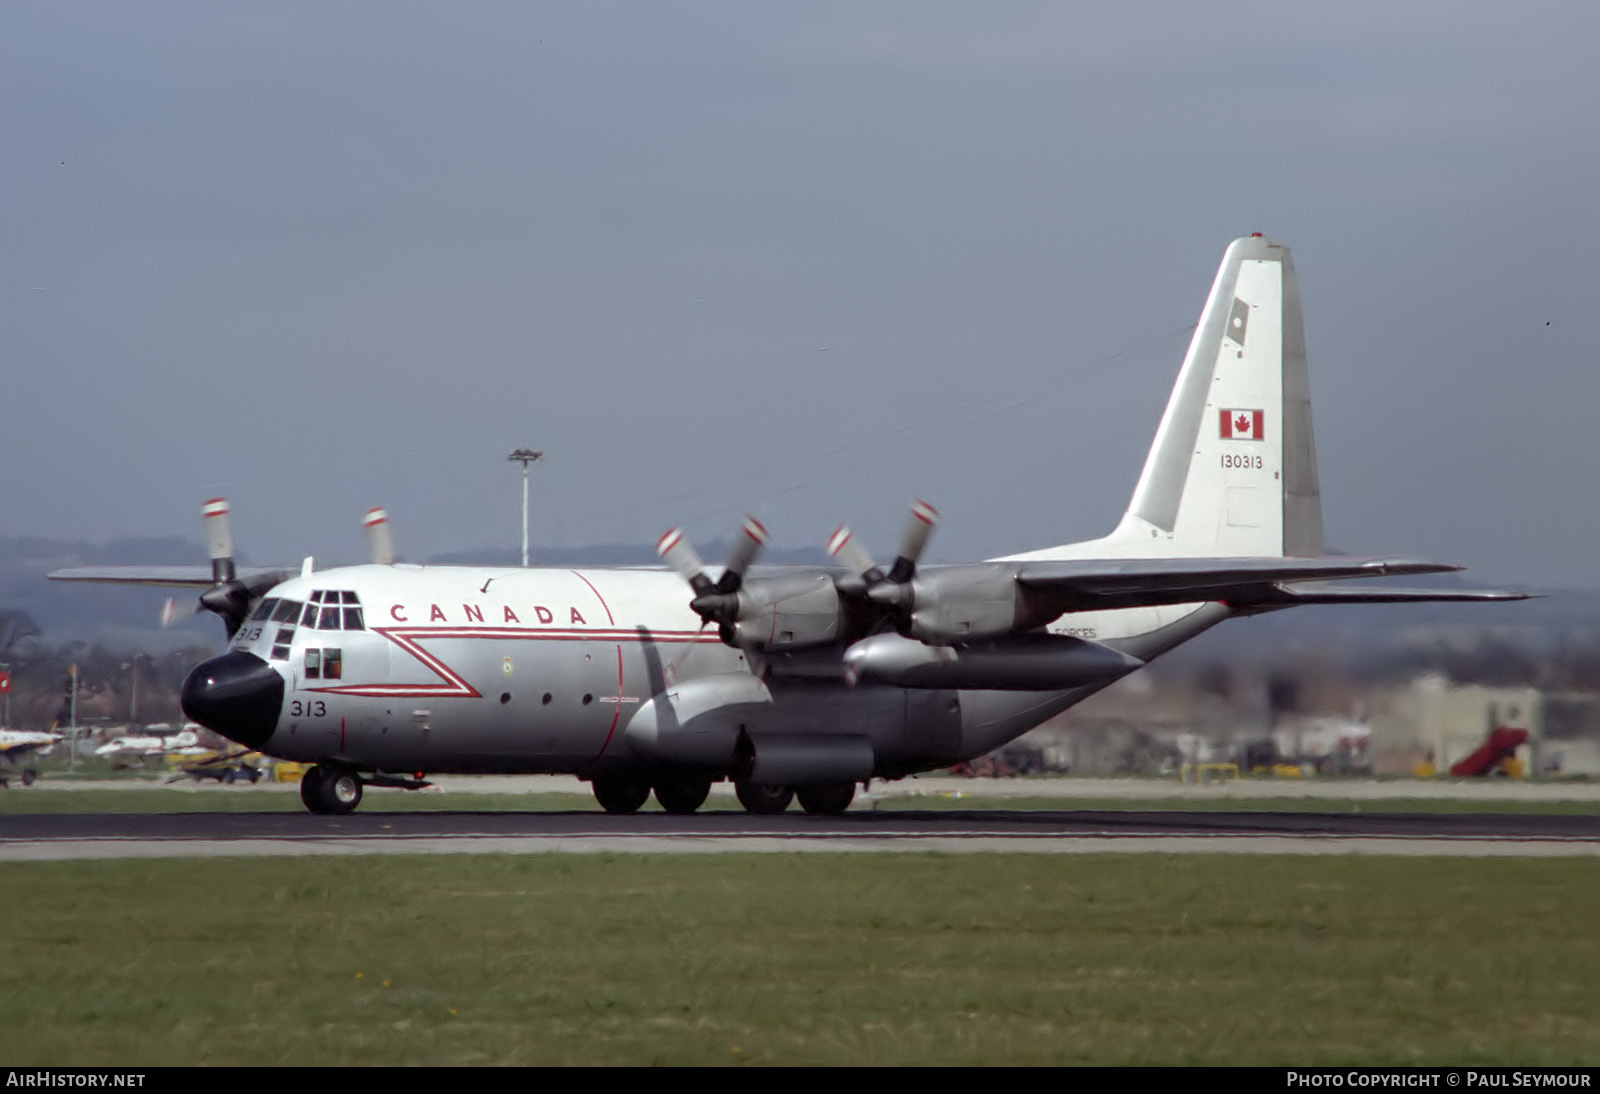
(50, 236, 1527, 815)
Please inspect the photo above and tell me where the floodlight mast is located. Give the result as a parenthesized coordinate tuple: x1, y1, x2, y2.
(508, 449, 544, 568)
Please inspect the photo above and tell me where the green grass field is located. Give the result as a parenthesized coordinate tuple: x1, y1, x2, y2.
(4, 854, 1600, 1065)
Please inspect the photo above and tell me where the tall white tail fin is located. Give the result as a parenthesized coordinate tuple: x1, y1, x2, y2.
(1111, 234, 1322, 558)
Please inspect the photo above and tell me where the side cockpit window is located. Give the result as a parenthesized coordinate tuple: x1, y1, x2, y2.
(249, 598, 279, 623)
(305, 647, 341, 679)
(268, 599, 302, 661)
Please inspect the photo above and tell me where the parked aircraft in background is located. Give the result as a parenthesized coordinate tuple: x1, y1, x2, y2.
(0, 729, 63, 786)
(50, 235, 1527, 815)
(94, 726, 205, 769)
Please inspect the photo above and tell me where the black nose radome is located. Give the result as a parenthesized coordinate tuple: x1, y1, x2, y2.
(181, 651, 284, 750)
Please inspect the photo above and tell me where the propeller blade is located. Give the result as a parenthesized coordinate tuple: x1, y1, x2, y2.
(159, 596, 200, 628)
(887, 500, 938, 583)
(202, 498, 235, 584)
(715, 517, 768, 594)
(363, 506, 396, 565)
(657, 528, 714, 596)
(827, 526, 882, 583)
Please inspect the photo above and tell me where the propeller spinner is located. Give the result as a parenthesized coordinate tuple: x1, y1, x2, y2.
(658, 517, 769, 637)
(829, 500, 939, 613)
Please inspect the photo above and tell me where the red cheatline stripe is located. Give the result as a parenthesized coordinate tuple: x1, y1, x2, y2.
(312, 625, 719, 698)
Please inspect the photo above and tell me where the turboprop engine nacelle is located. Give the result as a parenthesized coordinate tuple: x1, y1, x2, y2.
(723, 573, 847, 652)
(842, 632, 1143, 691)
(897, 564, 1059, 646)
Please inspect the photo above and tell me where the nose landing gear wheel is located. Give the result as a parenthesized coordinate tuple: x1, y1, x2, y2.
(795, 782, 856, 816)
(653, 775, 712, 815)
(302, 764, 363, 815)
(298, 766, 326, 811)
(592, 775, 651, 814)
(734, 780, 794, 814)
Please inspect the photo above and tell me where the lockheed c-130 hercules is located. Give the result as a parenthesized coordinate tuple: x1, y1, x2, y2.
(51, 235, 1526, 816)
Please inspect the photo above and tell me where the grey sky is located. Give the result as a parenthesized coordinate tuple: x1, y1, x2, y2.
(3, 3, 1596, 587)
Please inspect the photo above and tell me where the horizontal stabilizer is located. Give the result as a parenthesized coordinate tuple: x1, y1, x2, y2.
(1246, 584, 1535, 607)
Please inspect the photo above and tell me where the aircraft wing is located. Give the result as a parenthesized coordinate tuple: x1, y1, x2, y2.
(1010, 556, 1526, 611)
(46, 566, 294, 589)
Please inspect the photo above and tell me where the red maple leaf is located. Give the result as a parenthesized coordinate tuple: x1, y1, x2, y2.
(1234, 413, 1251, 435)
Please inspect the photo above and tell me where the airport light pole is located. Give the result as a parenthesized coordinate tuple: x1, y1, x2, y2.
(508, 449, 544, 567)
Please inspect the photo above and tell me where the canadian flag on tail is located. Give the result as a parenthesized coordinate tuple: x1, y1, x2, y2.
(1219, 408, 1264, 441)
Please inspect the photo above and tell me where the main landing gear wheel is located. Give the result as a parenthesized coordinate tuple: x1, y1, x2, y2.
(653, 775, 712, 815)
(20, 768, 37, 787)
(734, 780, 794, 815)
(302, 764, 363, 815)
(796, 782, 856, 816)
(592, 775, 651, 814)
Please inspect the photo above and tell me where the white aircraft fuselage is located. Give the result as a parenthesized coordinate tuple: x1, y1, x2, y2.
(201, 563, 1216, 779)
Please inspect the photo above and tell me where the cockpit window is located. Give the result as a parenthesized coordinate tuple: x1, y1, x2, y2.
(341, 591, 360, 604)
(271, 599, 303, 623)
(318, 608, 341, 631)
(342, 607, 364, 631)
(300, 604, 319, 627)
(250, 598, 279, 622)
(309, 591, 325, 603)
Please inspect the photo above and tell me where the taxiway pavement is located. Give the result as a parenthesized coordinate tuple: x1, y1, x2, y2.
(5, 806, 1599, 861)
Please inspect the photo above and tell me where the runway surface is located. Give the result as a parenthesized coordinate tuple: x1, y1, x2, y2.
(6, 807, 1600, 860)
